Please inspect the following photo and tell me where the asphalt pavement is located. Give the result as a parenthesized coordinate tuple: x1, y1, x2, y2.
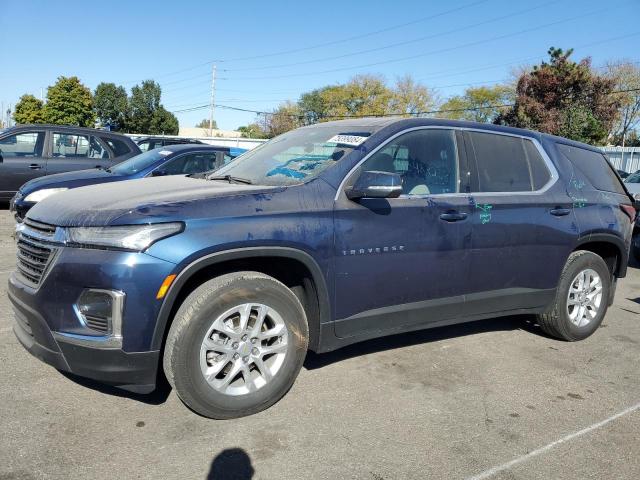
(1, 208, 638, 480)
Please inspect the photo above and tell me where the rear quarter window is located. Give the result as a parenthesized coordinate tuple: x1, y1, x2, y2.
(556, 144, 626, 195)
(102, 137, 132, 157)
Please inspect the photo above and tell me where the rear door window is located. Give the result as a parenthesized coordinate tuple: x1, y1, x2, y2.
(51, 133, 110, 159)
(556, 144, 626, 195)
(467, 131, 551, 192)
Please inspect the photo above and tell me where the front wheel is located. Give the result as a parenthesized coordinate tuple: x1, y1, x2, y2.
(537, 250, 611, 341)
(163, 272, 309, 419)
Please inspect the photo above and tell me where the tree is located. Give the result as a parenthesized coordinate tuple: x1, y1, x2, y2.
(42, 76, 94, 127)
(149, 107, 179, 135)
(13, 94, 45, 124)
(264, 102, 303, 137)
(237, 123, 268, 138)
(94, 82, 128, 130)
(497, 48, 619, 144)
(195, 118, 217, 130)
(127, 80, 178, 134)
(298, 74, 435, 125)
(439, 85, 513, 123)
(606, 61, 640, 146)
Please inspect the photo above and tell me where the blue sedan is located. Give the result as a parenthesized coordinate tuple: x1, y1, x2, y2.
(10, 144, 246, 221)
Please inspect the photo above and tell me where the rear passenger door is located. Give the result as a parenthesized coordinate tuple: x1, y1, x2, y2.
(45, 132, 112, 175)
(0, 130, 47, 196)
(462, 130, 575, 315)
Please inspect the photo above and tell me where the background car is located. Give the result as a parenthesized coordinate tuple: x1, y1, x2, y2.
(0, 124, 140, 201)
(136, 136, 204, 151)
(11, 144, 246, 220)
(617, 168, 630, 179)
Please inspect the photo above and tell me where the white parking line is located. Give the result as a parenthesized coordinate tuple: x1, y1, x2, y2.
(466, 401, 640, 480)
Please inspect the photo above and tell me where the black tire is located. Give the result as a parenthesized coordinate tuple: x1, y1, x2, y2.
(537, 250, 611, 341)
(163, 271, 309, 419)
(632, 235, 640, 263)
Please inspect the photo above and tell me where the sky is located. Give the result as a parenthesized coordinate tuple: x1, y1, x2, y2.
(0, 0, 639, 132)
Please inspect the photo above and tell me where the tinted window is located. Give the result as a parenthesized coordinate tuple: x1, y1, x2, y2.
(557, 144, 626, 194)
(0, 132, 44, 157)
(467, 132, 550, 192)
(52, 134, 109, 159)
(138, 141, 151, 152)
(161, 152, 218, 175)
(361, 129, 459, 195)
(103, 137, 131, 157)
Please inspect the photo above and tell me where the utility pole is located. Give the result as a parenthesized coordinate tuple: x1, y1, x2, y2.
(209, 64, 216, 137)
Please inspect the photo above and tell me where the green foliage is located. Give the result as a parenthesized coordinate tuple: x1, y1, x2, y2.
(497, 47, 619, 144)
(149, 107, 179, 135)
(439, 85, 513, 123)
(42, 76, 95, 127)
(237, 123, 268, 138)
(127, 80, 178, 134)
(94, 82, 128, 130)
(254, 74, 436, 137)
(195, 118, 217, 129)
(13, 94, 45, 124)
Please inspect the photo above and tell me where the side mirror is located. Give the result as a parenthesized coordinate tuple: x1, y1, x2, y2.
(346, 170, 403, 200)
(152, 169, 168, 177)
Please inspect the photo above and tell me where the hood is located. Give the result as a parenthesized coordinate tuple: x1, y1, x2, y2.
(21, 168, 118, 194)
(27, 175, 283, 227)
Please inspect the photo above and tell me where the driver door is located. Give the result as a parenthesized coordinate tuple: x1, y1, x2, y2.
(332, 128, 473, 338)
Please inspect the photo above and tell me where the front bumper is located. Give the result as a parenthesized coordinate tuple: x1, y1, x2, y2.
(7, 245, 177, 393)
(10, 285, 159, 393)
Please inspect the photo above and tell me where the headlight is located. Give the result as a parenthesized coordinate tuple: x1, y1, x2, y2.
(64, 222, 183, 251)
(24, 188, 69, 203)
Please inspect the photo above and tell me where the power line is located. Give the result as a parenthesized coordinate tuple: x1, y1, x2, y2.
(220, 1, 561, 73)
(220, 5, 626, 81)
(121, 0, 491, 85)
(170, 88, 640, 118)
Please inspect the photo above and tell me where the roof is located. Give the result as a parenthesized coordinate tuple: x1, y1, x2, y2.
(8, 124, 132, 139)
(152, 143, 232, 153)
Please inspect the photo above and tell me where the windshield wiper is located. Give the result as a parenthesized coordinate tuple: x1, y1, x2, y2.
(208, 174, 253, 185)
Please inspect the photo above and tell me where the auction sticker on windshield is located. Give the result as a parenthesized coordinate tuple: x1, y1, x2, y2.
(327, 134, 369, 147)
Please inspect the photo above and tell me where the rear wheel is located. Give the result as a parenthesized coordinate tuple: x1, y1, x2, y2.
(163, 272, 309, 419)
(537, 250, 611, 341)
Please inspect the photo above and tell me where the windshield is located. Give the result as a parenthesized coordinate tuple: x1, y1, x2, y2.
(211, 125, 374, 186)
(111, 148, 173, 175)
(624, 171, 640, 184)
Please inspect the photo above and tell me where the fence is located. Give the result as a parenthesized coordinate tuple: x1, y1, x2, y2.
(601, 147, 640, 173)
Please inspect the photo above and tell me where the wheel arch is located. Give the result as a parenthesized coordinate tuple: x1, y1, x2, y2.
(574, 233, 628, 278)
(150, 247, 331, 353)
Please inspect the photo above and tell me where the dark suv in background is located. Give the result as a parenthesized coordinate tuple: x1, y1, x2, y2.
(0, 125, 139, 201)
(8, 118, 635, 419)
(135, 136, 204, 151)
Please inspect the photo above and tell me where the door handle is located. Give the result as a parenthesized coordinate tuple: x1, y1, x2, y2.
(550, 207, 571, 217)
(29, 164, 42, 170)
(439, 211, 468, 222)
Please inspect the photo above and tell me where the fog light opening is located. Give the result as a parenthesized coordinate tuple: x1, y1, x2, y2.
(75, 289, 125, 336)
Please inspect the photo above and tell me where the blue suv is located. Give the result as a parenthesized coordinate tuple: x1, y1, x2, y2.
(8, 118, 635, 419)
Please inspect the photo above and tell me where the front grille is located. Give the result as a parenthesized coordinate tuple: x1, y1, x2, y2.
(83, 314, 109, 333)
(16, 219, 58, 288)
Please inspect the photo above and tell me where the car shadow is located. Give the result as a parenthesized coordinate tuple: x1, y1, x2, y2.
(304, 314, 547, 370)
(59, 370, 172, 405)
